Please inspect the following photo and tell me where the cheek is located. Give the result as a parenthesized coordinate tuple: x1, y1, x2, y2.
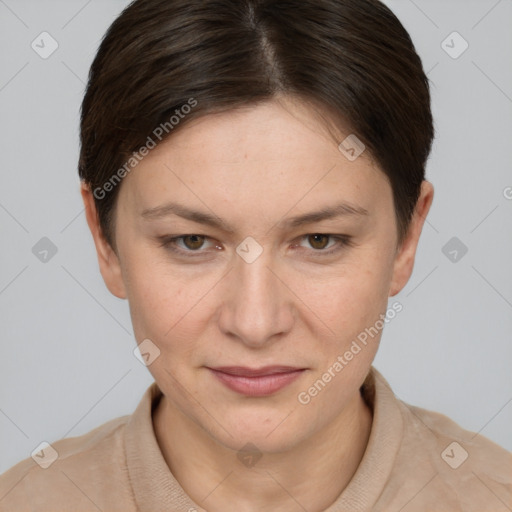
(306, 253, 395, 340)
(119, 243, 182, 340)
(126, 271, 186, 342)
(122, 250, 218, 352)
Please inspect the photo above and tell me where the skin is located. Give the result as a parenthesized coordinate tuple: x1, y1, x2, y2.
(82, 95, 433, 512)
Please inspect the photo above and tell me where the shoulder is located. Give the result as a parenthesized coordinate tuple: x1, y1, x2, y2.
(391, 399, 512, 511)
(0, 414, 136, 512)
(403, 401, 511, 475)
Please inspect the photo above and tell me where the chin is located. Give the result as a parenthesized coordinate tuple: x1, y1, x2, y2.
(207, 407, 308, 454)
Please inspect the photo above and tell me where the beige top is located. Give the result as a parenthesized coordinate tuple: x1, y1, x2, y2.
(1, 367, 510, 511)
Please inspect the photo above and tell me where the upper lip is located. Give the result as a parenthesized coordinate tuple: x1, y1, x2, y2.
(208, 366, 305, 377)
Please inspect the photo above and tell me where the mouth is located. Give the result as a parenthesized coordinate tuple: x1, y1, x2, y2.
(206, 366, 306, 396)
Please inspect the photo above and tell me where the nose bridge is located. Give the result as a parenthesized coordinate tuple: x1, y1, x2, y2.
(220, 240, 292, 346)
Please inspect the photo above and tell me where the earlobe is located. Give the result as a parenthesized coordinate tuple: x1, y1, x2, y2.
(80, 182, 127, 299)
(389, 180, 434, 297)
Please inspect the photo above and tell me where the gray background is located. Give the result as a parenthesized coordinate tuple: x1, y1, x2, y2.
(0, 0, 511, 475)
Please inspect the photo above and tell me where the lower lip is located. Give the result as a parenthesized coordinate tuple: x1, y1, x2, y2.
(208, 369, 305, 396)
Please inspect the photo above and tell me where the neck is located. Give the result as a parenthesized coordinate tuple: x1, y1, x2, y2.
(153, 389, 372, 512)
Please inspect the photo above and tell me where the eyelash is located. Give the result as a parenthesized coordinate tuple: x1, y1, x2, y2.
(158, 234, 353, 259)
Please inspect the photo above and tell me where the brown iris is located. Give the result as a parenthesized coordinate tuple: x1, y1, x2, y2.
(182, 235, 206, 250)
(307, 234, 330, 250)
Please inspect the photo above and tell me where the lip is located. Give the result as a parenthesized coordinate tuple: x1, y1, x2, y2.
(207, 366, 306, 396)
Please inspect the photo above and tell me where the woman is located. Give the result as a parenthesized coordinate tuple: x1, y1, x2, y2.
(1, 0, 510, 510)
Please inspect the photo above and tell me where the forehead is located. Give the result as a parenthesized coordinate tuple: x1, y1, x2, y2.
(117, 98, 390, 224)
(152, 97, 362, 165)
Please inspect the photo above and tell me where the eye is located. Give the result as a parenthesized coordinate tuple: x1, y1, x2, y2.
(161, 234, 219, 255)
(295, 234, 352, 256)
(159, 233, 352, 259)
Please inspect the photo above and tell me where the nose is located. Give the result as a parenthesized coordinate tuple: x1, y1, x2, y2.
(217, 246, 295, 349)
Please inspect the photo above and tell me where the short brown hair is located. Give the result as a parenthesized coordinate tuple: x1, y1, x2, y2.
(79, 0, 434, 249)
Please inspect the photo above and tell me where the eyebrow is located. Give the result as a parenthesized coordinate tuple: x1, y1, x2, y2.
(140, 201, 369, 232)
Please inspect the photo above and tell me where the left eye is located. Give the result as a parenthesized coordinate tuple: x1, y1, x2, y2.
(160, 233, 351, 257)
(293, 234, 353, 256)
(300, 234, 336, 251)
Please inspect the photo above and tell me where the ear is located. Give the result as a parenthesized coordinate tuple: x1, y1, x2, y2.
(389, 180, 434, 297)
(80, 182, 127, 299)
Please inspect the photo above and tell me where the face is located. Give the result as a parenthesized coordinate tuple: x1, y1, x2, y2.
(83, 96, 432, 453)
